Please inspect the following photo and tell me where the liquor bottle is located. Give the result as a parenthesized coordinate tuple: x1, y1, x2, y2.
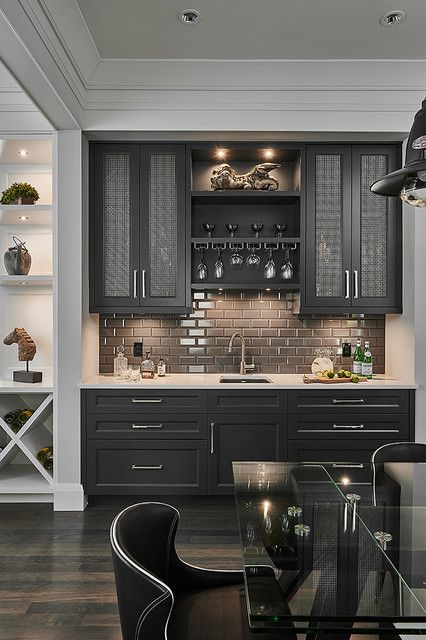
(141, 351, 155, 379)
(352, 339, 364, 375)
(157, 355, 166, 377)
(362, 341, 373, 379)
(113, 345, 128, 379)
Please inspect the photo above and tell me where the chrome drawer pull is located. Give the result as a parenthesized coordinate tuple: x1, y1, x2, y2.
(333, 424, 364, 430)
(332, 463, 364, 468)
(132, 424, 163, 429)
(332, 398, 364, 404)
(133, 270, 138, 298)
(131, 464, 163, 471)
(132, 398, 163, 404)
(210, 422, 215, 454)
(344, 270, 350, 299)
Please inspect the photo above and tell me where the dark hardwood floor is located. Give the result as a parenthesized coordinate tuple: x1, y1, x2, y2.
(0, 497, 242, 640)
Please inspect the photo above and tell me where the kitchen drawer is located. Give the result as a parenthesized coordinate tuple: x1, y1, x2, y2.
(86, 413, 207, 440)
(85, 389, 207, 414)
(288, 439, 395, 463)
(208, 389, 286, 413)
(288, 389, 409, 414)
(288, 413, 410, 440)
(86, 440, 207, 494)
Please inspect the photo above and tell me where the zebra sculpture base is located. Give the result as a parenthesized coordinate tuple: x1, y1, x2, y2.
(13, 370, 42, 383)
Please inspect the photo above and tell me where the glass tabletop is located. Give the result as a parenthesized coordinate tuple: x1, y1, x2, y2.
(233, 461, 426, 637)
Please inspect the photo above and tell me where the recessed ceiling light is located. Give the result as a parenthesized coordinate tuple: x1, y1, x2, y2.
(263, 149, 275, 160)
(216, 148, 227, 160)
(178, 9, 201, 24)
(18, 149, 29, 157)
(19, 216, 29, 221)
(379, 10, 406, 26)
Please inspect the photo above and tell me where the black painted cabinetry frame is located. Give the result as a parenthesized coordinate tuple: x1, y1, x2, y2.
(89, 143, 190, 314)
(81, 388, 415, 496)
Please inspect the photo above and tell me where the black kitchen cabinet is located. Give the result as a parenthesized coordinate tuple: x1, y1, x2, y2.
(89, 143, 190, 313)
(208, 414, 286, 494)
(303, 144, 401, 314)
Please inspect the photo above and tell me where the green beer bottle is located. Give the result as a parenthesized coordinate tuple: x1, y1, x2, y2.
(352, 338, 364, 375)
(362, 341, 373, 379)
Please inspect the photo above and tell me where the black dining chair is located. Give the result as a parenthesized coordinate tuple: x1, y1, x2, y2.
(371, 441, 426, 463)
(110, 501, 285, 640)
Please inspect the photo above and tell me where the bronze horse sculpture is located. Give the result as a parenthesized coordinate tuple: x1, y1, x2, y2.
(3, 327, 37, 362)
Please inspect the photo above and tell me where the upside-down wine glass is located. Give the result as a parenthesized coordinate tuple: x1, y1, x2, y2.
(214, 247, 224, 279)
(264, 248, 276, 279)
(197, 247, 208, 280)
(246, 245, 261, 269)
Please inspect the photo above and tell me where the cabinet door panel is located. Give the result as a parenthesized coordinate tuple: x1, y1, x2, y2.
(90, 144, 140, 310)
(305, 145, 352, 308)
(140, 145, 188, 308)
(351, 145, 401, 312)
(208, 414, 286, 494)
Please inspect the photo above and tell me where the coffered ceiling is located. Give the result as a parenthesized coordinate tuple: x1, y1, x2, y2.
(0, 0, 425, 132)
(75, 0, 426, 60)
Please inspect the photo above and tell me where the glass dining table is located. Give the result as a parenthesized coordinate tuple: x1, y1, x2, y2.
(232, 461, 426, 638)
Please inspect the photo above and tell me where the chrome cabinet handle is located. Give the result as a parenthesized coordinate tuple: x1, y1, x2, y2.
(333, 424, 364, 430)
(132, 398, 163, 404)
(142, 269, 146, 298)
(332, 463, 364, 468)
(133, 270, 138, 298)
(132, 423, 163, 429)
(132, 464, 163, 471)
(353, 270, 359, 299)
(344, 270, 350, 299)
(344, 493, 361, 533)
(210, 422, 215, 454)
(332, 398, 364, 404)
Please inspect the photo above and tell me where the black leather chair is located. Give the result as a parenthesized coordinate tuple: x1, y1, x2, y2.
(110, 501, 283, 640)
(371, 441, 426, 463)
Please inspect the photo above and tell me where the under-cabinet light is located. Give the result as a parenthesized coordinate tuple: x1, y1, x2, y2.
(215, 148, 227, 160)
(263, 149, 275, 160)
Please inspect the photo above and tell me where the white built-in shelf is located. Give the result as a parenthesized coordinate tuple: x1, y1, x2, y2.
(0, 392, 53, 494)
(0, 274, 53, 287)
(0, 204, 52, 226)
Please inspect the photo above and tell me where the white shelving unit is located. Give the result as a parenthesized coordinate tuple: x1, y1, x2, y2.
(0, 137, 54, 501)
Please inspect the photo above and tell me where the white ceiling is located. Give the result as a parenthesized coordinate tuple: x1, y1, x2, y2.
(76, 0, 426, 60)
(0, 62, 52, 133)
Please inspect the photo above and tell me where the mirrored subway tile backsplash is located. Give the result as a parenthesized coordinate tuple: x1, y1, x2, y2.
(99, 292, 385, 375)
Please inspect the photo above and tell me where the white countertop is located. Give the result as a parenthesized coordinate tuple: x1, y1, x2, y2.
(0, 378, 53, 393)
(80, 373, 418, 390)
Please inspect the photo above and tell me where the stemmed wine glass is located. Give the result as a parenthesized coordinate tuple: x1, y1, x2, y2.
(281, 245, 295, 280)
(196, 247, 208, 280)
(226, 223, 238, 238)
(229, 244, 244, 269)
(214, 247, 224, 279)
(275, 224, 287, 238)
(203, 223, 215, 238)
(246, 245, 261, 269)
(251, 223, 264, 238)
(264, 248, 276, 279)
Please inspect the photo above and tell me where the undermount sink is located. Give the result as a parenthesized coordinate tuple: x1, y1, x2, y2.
(219, 375, 272, 384)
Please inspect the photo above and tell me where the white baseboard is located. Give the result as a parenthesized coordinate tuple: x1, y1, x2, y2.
(0, 494, 53, 503)
(54, 483, 87, 511)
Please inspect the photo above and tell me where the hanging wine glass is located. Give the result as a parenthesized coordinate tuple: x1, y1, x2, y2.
(246, 245, 261, 269)
(275, 224, 287, 238)
(226, 223, 239, 238)
(281, 245, 294, 280)
(214, 247, 224, 279)
(251, 223, 264, 238)
(229, 244, 243, 269)
(264, 248, 276, 279)
(203, 223, 215, 238)
(196, 247, 208, 280)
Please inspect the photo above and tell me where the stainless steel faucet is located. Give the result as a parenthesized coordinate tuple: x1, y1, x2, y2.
(227, 331, 256, 375)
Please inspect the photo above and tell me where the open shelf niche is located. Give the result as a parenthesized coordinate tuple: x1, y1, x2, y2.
(189, 143, 303, 291)
(0, 137, 53, 500)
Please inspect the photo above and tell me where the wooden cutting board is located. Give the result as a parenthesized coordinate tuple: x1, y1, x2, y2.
(303, 374, 368, 384)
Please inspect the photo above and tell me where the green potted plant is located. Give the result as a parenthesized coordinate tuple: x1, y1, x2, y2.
(0, 182, 40, 205)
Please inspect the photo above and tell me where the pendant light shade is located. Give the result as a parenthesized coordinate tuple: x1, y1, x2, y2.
(370, 97, 426, 206)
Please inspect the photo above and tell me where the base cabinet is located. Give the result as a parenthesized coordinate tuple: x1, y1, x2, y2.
(208, 414, 286, 494)
(81, 388, 414, 496)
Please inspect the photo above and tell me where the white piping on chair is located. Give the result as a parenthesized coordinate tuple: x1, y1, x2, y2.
(371, 442, 408, 506)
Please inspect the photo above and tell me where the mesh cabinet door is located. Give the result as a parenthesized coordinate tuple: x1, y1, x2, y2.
(351, 146, 402, 312)
(305, 146, 352, 309)
(139, 145, 188, 309)
(91, 144, 140, 310)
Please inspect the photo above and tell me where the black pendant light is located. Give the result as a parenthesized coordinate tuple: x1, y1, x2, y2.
(370, 97, 426, 206)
